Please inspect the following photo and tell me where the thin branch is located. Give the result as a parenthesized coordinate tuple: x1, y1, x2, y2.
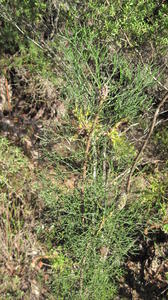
(103, 143, 107, 184)
(92, 137, 97, 181)
(126, 92, 168, 194)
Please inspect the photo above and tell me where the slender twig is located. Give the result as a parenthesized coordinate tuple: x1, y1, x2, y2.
(126, 92, 168, 194)
(156, 118, 168, 126)
(93, 137, 97, 181)
(103, 143, 107, 184)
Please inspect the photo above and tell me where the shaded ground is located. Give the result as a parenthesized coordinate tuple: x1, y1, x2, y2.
(119, 231, 168, 299)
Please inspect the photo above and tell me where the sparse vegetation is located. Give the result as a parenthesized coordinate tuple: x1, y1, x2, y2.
(0, 0, 168, 299)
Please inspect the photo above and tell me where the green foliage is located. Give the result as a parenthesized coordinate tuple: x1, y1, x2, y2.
(0, 274, 24, 300)
(37, 26, 155, 177)
(141, 171, 168, 220)
(51, 251, 69, 272)
(13, 42, 54, 79)
(108, 126, 136, 167)
(37, 171, 157, 299)
(0, 137, 29, 191)
(0, 0, 46, 52)
(0, 1, 168, 298)
(39, 25, 155, 180)
(60, 27, 156, 126)
(66, 0, 168, 47)
(163, 223, 168, 234)
(0, 0, 46, 21)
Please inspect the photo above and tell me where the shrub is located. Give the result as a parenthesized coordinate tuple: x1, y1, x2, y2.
(36, 169, 161, 299)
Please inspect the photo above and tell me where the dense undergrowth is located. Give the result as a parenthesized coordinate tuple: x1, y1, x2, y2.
(0, 1, 168, 299)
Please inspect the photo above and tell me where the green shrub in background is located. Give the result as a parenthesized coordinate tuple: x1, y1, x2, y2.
(67, 0, 168, 47)
(0, 0, 167, 72)
(1, 0, 168, 52)
(0, 0, 46, 53)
